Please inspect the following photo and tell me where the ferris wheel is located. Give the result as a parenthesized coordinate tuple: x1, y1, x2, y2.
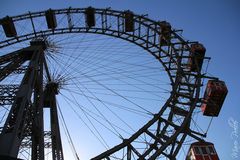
(0, 7, 228, 160)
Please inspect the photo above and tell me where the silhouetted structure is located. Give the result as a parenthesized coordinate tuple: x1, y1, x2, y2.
(0, 7, 227, 160)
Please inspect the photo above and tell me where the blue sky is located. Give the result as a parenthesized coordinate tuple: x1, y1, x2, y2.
(0, 0, 239, 159)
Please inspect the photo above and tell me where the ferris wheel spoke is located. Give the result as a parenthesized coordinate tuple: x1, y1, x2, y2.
(75, 59, 165, 81)
(57, 101, 81, 160)
(56, 37, 91, 75)
(77, 57, 164, 78)
(69, 78, 127, 138)
(77, 71, 154, 115)
(53, 55, 167, 91)
(70, 65, 168, 100)
(62, 87, 151, 118)
(65, 77, 164, 146)
(48, 54, 169, 104)
(74, 80, 139, 134)
(60, 91, 133, 137)
(60, 88, 142, 160)
(59, 91, 110, 150)
(81, 61, 170, 92)
(71, 88, 165, 103)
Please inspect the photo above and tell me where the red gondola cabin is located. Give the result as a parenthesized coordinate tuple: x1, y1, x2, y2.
(201, 80, 228, 117)
(186, 141, 219, 160)
(188, 43, 206, 72)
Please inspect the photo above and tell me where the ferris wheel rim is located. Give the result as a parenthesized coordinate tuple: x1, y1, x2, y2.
(0, 7, 203, 159)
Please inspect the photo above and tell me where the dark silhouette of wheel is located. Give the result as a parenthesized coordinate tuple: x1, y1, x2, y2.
(0, 7, 218, 160)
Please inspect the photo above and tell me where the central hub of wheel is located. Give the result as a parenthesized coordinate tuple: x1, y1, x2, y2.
(45, 82, 59, 95)
(30, 37, 49, 50)
(43, 82, 59, 107)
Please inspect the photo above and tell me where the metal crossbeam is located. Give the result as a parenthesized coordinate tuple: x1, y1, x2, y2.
(20, 132, 52, 148)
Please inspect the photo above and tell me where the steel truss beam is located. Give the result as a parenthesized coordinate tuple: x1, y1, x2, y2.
(20, 131, 52, 148)
(0, 53, 29, 81)
(0, 66, 28, 74)
(0, 85, 18, 105)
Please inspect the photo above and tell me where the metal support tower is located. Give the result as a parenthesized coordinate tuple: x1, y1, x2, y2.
(0, 39, 64, 160)
(43, 82, 64, 160)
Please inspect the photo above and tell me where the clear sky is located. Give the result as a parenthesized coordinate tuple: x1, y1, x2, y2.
(0, 0, 239, 160)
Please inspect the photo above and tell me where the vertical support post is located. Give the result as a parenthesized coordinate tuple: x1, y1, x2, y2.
(50, 95, 64, 160)
(43, 82, 64, 160)
(127, 145, 131, 160)
(31, 51, 45, 160)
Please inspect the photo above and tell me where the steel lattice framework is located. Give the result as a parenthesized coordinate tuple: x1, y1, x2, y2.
(0, 7, 219, 160)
